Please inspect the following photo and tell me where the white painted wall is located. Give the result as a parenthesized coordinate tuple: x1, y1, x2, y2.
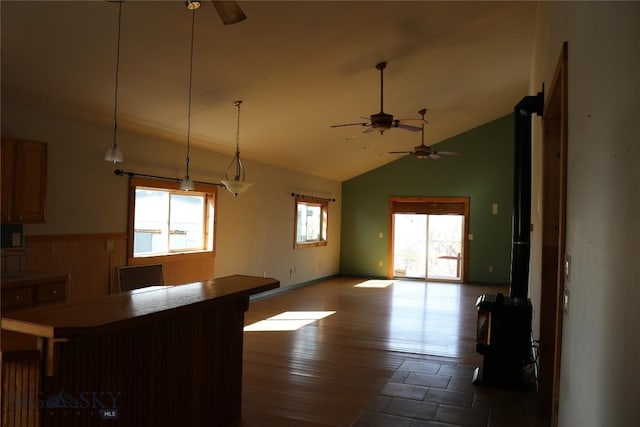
(529, 2, 640, 426)
(1, 102, 341, 288)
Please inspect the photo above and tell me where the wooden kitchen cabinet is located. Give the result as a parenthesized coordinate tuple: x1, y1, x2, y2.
(1, 138, 47, 223)
(1, 271, 68, 311)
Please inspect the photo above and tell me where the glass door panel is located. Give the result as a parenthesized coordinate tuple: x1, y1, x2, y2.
(392, 214, 426, 278)
(392, 214, 464, 282)
(427, 215, 463, 281)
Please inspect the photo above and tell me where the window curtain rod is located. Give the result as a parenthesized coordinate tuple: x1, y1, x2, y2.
(114, 169, 224, 187)
(291, 192, 336, 202)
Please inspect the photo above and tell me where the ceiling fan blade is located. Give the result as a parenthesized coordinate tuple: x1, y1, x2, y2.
(362, 127, 375, 134)
(429, 153, 441, 159)
(395, 123, 423, 132)
(398, 118, 429, 125)
(388, 151, 412, 154)
(393, 118, 426, 132)
(434, 151, 460, 156)
(211, 1, 247, 25)
(330, 122, 369, 128)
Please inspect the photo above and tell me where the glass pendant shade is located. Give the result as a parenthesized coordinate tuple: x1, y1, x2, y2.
(221, 180, 252, 196)
(221, 153, 252, 196)
(104, 144, 123, 163)
(180, 176, 195, 191)
(222, 100, 252, 196)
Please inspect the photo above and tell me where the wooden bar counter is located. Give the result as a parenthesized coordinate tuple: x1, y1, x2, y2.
(1, 275, 279, 427)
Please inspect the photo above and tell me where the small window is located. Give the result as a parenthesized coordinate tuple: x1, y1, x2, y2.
(129, 177, 216, 259)
(294, 196, 328, 249)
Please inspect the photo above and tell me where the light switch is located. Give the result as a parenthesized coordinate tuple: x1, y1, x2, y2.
(468, 234, 474, 241)
(492, 203, 499, 215)
(564, 254, 571, 281)
(378, 232, 383, 238)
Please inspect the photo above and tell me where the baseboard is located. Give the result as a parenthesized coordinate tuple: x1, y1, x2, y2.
(250, 274, 339, 301)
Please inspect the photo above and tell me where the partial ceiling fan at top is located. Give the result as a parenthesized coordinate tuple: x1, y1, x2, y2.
(331, 61, 426, 136)
(389, 108, 460, 159)
(188, 0, 246, 25)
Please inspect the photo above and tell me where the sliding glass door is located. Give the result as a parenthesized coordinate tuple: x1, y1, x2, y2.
(392, 213, 465, 282)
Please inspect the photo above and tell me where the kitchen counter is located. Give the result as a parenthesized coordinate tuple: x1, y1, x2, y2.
(1, 274, 279, 426)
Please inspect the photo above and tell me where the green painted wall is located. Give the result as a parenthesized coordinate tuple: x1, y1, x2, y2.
(340, 115, 514, 284)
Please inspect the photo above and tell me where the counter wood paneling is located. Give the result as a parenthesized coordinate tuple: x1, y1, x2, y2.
(1, 275, 279, 427)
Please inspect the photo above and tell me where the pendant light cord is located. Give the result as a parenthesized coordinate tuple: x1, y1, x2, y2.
(112, 1, 122, 147)
(185, 8, 196, 178)
(235, 101, 241, 178)
(232, 100, 243, 180)
(235, 101, 241, 154)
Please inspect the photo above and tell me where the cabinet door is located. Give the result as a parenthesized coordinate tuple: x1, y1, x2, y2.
(1, 138, 16, 222)
(13, 140, 47, 223)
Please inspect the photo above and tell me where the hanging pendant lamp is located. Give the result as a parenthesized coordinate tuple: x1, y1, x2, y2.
(221, 100, 252, 196)
(180, 1, 199, 191)
(104, 1, 124, 163)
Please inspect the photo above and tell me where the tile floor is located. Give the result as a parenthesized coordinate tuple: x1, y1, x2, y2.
(352, 355, 548, 427)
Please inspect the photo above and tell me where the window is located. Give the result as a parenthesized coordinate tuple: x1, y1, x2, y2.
(129, 177, 216, 260)
(294, 196, 328, 248)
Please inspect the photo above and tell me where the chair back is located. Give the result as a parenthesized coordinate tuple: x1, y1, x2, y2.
(117, 264, 164, 292)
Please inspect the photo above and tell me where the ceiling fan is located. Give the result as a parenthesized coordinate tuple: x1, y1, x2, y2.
(331, 61, 425, 135)
(389, 108, 460, 159)
(187, 1, 246, 25)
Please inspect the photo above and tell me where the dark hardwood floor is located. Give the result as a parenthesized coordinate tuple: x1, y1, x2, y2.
(235, 276, 546, 426)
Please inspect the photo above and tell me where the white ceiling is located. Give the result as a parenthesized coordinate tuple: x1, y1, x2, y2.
(1, 1, 537, 181)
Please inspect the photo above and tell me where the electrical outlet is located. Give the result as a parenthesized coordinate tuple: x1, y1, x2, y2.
(563, 287, 570, 313)
(488, 265, 494, 273)
(378, 232, 383, 238)
(492, 203, 499, 215)
(378, 260, 383, 267)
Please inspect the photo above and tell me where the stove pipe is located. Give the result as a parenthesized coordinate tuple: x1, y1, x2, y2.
(509, 90, 544, 301)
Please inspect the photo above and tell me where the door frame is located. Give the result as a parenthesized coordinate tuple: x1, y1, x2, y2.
(539, 41, 568, 426)
(387, 196, 470, 282)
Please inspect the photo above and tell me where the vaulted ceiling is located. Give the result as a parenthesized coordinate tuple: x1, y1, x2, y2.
(1, 1, 536, 181)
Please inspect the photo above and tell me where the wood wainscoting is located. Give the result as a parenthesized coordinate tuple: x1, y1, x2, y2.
(26, 234, 127, 301)
(25, 234, 216, 302)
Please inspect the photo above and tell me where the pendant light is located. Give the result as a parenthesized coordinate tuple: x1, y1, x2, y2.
(104, 1, 124, 163)
(180, 1, 199, 191)
(221, 100, 253, 196)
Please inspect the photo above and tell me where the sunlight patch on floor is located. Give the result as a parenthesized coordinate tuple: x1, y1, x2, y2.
(244, 311, 336, 332)
(355, 280, 395, 288)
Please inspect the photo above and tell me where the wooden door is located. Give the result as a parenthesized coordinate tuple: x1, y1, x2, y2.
(539, 42, 568, 426)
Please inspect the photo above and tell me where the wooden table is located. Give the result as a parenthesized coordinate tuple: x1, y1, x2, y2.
(1, 275, 279, 427)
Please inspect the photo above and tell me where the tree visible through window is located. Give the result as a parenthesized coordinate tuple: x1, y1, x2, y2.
(129, 177, 216, 259)
(294, 196, 328, 248)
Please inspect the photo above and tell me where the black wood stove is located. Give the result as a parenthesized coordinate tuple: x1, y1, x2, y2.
(473, 90, 543, 387)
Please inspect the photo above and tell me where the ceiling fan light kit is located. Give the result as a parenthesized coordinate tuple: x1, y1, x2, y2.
(104, 1, 125, 163)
